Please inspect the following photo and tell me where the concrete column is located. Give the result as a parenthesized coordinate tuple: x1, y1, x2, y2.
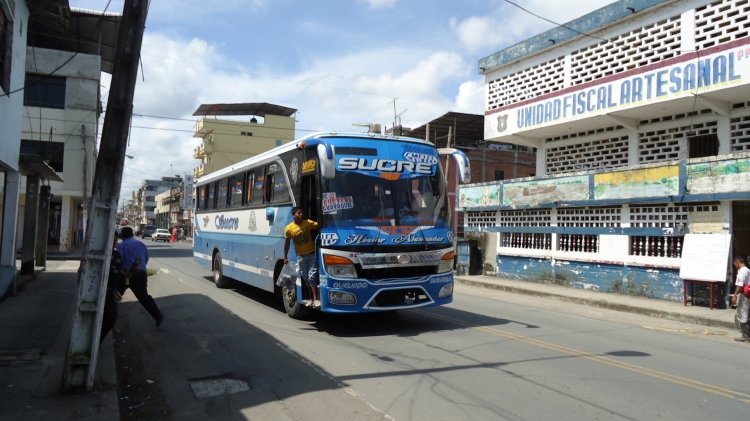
(0, 171, 22, 296)
(20, 175, 40, 275)
(0, 171, 21, 268)
(35, 185, 51, 267)
(60, 195, 73, 251)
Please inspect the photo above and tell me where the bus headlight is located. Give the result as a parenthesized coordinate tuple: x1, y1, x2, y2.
(329, 290, 357, 305)
(323, 254, 357, 278)
(439, 282, 453, 297)
(438, 251, 455, 273)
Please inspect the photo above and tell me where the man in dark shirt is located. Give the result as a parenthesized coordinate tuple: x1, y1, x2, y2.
(117, 226, 164, 327)
(100, 231, 128, 343)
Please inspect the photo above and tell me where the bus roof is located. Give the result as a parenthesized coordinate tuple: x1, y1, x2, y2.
(195, 132, 436, 185)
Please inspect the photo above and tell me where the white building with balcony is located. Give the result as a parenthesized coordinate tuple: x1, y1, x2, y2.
(460, 0, 750, 302)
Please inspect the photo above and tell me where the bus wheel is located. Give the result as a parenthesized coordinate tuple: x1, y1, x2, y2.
(213, 252, 230, 288)
(282, 284, 309, 319)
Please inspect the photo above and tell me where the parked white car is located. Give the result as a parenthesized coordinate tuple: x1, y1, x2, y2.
(151, 229, 171, 242)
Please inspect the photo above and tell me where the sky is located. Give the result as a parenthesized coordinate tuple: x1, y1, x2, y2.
(68, 0, 614, 207)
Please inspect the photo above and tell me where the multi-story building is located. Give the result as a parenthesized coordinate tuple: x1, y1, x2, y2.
(18, 47, 100, 251)
(460, 0, 750, 301)
(154, 186, 183, 230)
(18, 6, 119, 252)
(0, 0, 30, 296)
(135, 176, 183, 227)
(1, 1, 118, 295)
(192, 102, 296, 178)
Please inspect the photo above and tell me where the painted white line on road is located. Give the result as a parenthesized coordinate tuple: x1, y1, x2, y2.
(160, 268, 171, 274)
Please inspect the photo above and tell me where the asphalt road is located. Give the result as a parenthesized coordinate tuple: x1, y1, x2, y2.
(112, 240, 750, 421)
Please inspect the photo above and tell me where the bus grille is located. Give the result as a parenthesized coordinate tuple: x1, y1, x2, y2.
(369, 288, 431, 308)
(357, 265, 437, 280)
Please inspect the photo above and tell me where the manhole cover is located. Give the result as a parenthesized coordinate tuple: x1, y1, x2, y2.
(189, 375, 250, 399)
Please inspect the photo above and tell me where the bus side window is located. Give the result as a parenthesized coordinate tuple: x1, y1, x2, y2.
(217, 179, 229, 208)
(251, 172, 264, 206)
(245, 171, 254, 205)
(197, 186, 205, 210)
(230, 174, 244, 208)
(207, 183, 215, 209)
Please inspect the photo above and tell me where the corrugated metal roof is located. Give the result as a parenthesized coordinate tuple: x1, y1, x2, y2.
(406, 112, 484, 148)
(192, 102, 297, 117)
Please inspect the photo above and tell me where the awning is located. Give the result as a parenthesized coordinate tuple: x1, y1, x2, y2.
(19, 154, 64, 182)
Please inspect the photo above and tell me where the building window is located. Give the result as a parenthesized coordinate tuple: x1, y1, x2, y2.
(24, 74, 66, 109)
(558, 234, 599, 253)
(501, 233, 551, 250)
(630, 236, 683, 258)
(0, 7, 10, 94)
(494, 170, 505, 181)
(21, 140, 65, 172)
(688, 133, 719, 159)
(241, 131, 253, 136)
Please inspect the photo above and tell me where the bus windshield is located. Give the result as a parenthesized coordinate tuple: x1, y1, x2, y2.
(321, 171, 450, 228)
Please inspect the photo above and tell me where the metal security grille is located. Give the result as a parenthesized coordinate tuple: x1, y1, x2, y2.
(557, 207, 622, 228)
(695, 0, 750, 50)
(486, 56, 565, 110)
(570, 16, 681, 86)
(546, 135, 629, 175)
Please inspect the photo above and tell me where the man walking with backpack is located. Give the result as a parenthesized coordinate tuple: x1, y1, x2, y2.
(118, 226, 164, 327)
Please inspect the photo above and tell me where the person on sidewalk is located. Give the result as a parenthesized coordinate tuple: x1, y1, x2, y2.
(118, 226, 164, 327)
(100, 231, 129, 343)
(283, 207, 320, 309)
(732, 256, 750, 342)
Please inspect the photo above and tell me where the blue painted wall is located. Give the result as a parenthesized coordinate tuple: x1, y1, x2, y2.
(496, 255, 691, 301)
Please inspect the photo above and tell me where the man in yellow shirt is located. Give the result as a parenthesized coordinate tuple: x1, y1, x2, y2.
(284, 207, 320, 308)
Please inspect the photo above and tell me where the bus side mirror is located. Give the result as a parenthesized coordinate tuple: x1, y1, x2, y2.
(266, 207, 275, 221)
(317, 144, 336, 179)
(438, 148, 471, 184)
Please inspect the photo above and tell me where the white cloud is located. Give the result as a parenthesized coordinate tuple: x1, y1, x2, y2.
(115, 35, 472, 199)
(358, 0, 397, 10)
(453, 79, 485, 114)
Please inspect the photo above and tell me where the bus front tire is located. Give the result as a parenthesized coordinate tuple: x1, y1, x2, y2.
(282, 284, 310, 319)
(213, 252, 230, 288)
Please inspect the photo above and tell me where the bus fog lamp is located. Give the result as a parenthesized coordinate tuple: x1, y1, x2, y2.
(329, 291, 357, 305)
(438, 282, 453, 298)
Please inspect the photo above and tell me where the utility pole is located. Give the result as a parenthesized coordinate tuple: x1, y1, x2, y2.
(62, 0, 149, 392)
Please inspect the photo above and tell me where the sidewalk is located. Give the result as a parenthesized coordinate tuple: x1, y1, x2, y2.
(454, 274, 736, 330)
(0, 260, 119, 420)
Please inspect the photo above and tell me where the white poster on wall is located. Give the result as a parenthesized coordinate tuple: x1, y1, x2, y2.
(679, 233, 732, 283)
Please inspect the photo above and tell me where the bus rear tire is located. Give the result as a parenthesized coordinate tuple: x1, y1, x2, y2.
(282, 284, 310, 319)
(213, 252, 230, 288)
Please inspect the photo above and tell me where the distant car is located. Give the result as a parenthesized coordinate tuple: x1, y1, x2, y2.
(151, 229, 171, 242)
(141, 225, 156, 239)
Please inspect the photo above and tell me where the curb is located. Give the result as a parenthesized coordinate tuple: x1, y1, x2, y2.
(454, 277, 737, 331)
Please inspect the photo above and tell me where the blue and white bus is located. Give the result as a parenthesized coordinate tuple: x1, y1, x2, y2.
(193, 132, 470, 318)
